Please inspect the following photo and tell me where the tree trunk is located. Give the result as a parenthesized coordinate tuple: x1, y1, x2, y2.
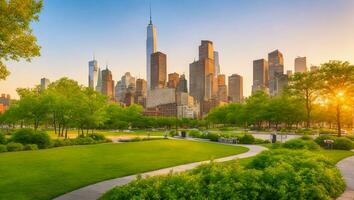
(336, 103, 341, 137)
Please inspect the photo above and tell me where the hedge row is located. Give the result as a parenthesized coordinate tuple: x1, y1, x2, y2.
(101, 149, 345, 200)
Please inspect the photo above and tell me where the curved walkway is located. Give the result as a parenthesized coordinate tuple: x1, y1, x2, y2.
(337, 153, 354, 200)
(54, 143, 267, 200)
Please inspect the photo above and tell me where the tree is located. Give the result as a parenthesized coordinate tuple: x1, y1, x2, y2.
(289, 71, 320, 128)
(0, 0, 42, 80)
(244, 91, 270, 128)
(318, 61, 354, 136)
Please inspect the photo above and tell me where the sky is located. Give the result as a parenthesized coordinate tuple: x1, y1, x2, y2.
(2, 0, 354, 99)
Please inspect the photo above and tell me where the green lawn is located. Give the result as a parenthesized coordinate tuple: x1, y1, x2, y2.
(0, 139, 248, 200)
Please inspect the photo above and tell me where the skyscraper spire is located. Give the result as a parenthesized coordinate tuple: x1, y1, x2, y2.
(149, 2, 152, 25)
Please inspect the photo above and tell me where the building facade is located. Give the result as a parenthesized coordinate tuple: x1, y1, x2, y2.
(88, 59, 98, 89)
(150, 52, 167, 90)
(268, 50, 284, 96)
(146, 13, 157, 91)
(167, 72, 179, 88)
(295, 56, 307, 73)
(40, 78, 50, 92)
(228, 74, 243, 103)
(214, 51, 220, 76)
(252, 58, 269, 93)
(177, 74, 188, 93)
(101, 67, 115, 100)
(0, 94, 11, 113)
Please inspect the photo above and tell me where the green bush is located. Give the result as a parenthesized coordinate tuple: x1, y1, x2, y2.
(319, 129, 337, 135)
(0, 144, 7, 152)
(168, 130, 177, 137)
(24, 144, 38, 151)
(73, 137, 95, 145)
(333, 138, 354, 150)
(101, 149, 345, 200)
(315, 135, 336, 147)
(11, 129, 51, 149)
(6, 142, 24, 152)
(201, 132, 219, 141)
(188, 130, 201, 138)
(88, 133, 106, 141)
(52, 139, 73, 147)
(239, 134, 255, 144)
(346, 135, 354, 141)
(0, 132, 6, 144)
(300, 135, 313, 140)
(283, 138, 320, 150)
(271, 142, 283, 149)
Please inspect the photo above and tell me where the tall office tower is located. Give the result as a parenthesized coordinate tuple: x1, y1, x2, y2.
(167, 72, 179, 88)
(96, 68, 102, 92)
(252, 59, 269, 93)
(101, 66, 115, 100)
(217, 74, 227, 102)
(150, 52, 166, 90)
(135, 78, 147, 97)
(88, 59, 98, 89)
(40, 78, 50, 92)
(268, 50, 284, 96)
(228, 74, 243, 103)
(294, 56, 307, 73)
(115, 72, 136, 102)
(214, 51, 220, 76)
(146, 8, 157, 91)
(189, 40, 216, 103)
(177, 74, 188, 93)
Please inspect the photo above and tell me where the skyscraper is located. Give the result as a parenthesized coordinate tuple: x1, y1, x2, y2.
(96, 68, 102, 92)
(268, 50, 284, 96)
(150, 52, 167, 90)
(135, 78, 147, 107)
(228, 74, 243, 103)
(101, 66, 115, 100)
(88, 58, 98, 89)
(217, 74, 228, 102)
(252, 58, 269, 93)
(214, 51, 220, 76)
(146, 7, 157, 91)
(115, 72, 135, 102)
(177, 74, 188, 93)
(40, 78, 50, 92)
(167, 72, 179, 88)
(295, 56, 307, 73)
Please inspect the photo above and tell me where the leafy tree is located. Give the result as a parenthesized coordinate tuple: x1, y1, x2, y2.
(0, 0, 42, 80)
(244, 91, 270, 128)
(318, 61, 354, 136)
(289, 71, 320, 128)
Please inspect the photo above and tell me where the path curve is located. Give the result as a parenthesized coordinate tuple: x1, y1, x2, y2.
(54, 143, 267, 200)
(337, 154, 354, 200)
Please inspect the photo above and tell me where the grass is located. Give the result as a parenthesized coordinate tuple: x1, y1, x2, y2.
(0, 139, 248, 200)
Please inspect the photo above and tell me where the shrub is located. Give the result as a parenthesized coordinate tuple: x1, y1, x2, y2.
(345, 135, 354, 141)
(6, 142, 24, 152)
(73, 137, 95, 145)
(168, 130, 177, 137)
(333, 138, 354, 150)
(271, 142, 282, 149)
(101, 149, 345, 200)
(315, 135, 336, 147)
(300, 135, 313, 140)
(188, 130, 201, 138)
(52, 139, 73, 147)
(11, 129, 51, 149)
(24, 144, 38, 151)
(201, 132, 219, 141)
(0, 144, 7, 152)
(319, 129, 337, 135)
(283, 138, 320, 150)
(88, 133, 106, 141)
(0, 132, 6, 144)
(239, 134, 255, 144)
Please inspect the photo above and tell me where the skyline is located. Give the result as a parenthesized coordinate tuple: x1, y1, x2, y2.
(2, 0, 354, 98)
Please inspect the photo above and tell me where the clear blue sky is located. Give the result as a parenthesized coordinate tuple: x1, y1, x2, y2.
(2, 0, 354, 98)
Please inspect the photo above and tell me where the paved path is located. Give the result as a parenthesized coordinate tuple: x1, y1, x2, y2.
(337, 153, 354, 200)
(54, 143, 267, 200)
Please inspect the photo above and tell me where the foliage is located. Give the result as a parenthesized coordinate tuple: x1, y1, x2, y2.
(283, 138, 320, 150)
(6, 142, 23, 152)
(315, 135, 336, 147)
(0, 0, 43, 80)
(24, 144, 38, 151)
(102, 149, 345, 200)
(88, 133, 106, 141)
(333, 138, 354, 150)
(188, 130, 201, 138)
(238, 134, 255, 144)
(0, 132, 6, 144)
(0, 144, 7, 152)
(11, 128, 51, 149)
